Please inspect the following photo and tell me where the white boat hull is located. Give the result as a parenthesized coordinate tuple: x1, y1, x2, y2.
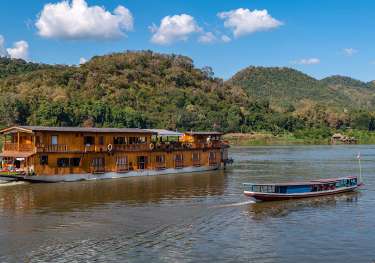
(17, 165, 221, 182)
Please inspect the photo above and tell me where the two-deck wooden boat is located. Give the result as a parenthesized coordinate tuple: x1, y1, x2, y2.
(0, 126, 231, 182)
(243, 176, 361, 201)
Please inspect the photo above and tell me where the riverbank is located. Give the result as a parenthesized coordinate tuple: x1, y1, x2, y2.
(223, 130, 375, 146)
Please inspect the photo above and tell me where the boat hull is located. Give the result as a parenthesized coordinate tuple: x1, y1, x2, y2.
(2, 165, 221, 183)
(244, 185, 359, 201)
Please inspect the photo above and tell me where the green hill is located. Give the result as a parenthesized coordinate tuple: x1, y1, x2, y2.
(0, 51, 255, 132)
(1, 51, 375, 137)
(228, 66, 375, 110)
(0, 57, 52, 78)
(320, 75, 369, 89)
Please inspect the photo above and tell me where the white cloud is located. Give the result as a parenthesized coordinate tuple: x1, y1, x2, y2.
(150, 14, 201, 45)
(343, 48, 358, 56)
(218, 8, 282, 37)
(198, 32, 216, 43)
(292, 58, 320, 65)
(79, 57, 87, 64)
(35, 0, 133, 40)
(6, 40, 29, 60)
(221, 34, 231, 43)
(0, 35, 6, 56)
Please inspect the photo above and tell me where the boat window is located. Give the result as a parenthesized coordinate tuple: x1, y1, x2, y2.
(40, 155, 48, 165)
(92, 157, 104, 167)
(175, 154, 183, 161)
(155, 155, 165, 163)
(57, 158, 69, 167)
(209, 151, 216, 160)
(84, 136, 95, 146)
(192, 152, 200, 161)
(114, 137, 126, 145)
(69, 158, 81, 167)
(116, 156, 128, 165)
(137, 156, 148, 169)
(51, 135, 58, 145)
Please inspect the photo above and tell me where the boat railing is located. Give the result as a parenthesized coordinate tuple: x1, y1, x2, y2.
(243, 183, 276, 193)
(114, 143, 149, 152)
(3, 143, 34, 152)
(37, 144, 69, 153)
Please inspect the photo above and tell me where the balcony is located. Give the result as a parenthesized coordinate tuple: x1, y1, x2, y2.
(3, 143, 35, 153)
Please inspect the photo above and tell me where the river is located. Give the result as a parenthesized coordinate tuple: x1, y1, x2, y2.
(0, 145, 374, 262)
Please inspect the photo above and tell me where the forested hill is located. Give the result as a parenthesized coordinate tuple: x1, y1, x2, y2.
(0, 51, 252, 131)
(1, 51, 375, 135)
(228, 66, 375, 110)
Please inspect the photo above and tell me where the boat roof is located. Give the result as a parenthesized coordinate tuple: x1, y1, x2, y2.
(0, 126, 156, 134)
(145, 129, 183, 137)
(243, 176, 357, 187)
(185, 131, 223, 136)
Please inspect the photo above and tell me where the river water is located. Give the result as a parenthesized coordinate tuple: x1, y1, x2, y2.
(0, 145, 374, 262)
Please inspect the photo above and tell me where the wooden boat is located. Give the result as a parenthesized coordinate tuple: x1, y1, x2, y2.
(243, 176, 361, 201)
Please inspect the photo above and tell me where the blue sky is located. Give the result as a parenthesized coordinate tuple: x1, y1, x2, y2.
(0, 0, 375, 81)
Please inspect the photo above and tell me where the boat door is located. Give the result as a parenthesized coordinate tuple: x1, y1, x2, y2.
(137, 156, 148, 170)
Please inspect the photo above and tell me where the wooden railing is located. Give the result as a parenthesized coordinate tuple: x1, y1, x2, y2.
(37, 144, 69, 153)
(3, 143, 34, 152)
(114, 144, 149, 152)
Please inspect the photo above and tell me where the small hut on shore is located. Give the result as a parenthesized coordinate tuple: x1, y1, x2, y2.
(331, 133, 357, 144)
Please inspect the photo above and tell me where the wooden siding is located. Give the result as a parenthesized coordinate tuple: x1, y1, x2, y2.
(2, 128, 225, 176)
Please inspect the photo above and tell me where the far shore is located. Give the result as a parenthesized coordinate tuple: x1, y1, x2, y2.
(223, 131, 375, 146)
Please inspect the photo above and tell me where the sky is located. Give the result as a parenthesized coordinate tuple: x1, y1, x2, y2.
(0, 0, 375, 81)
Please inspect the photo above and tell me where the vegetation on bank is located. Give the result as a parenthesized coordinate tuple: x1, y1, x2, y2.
(1, 51, 375, 145)
(224, 130, 375, 146)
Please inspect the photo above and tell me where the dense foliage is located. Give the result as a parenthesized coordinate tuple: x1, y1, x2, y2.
(1, 51, 375, 137)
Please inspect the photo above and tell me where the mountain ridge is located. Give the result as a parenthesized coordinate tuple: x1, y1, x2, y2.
(0, 51, 375, 135)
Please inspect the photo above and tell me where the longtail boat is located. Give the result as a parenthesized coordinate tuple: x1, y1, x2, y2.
(243, 176, 361, 201)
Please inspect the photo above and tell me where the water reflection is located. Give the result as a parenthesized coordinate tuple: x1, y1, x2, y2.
(0, 171, 226, 213)
(247, 192, 359, 220)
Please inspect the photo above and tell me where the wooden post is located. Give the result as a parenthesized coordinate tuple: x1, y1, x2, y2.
(17, 132, 20, 151)
(33, 134, 36, 153)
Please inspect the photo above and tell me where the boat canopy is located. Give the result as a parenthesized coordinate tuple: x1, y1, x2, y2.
(146, 129, 184, 137)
